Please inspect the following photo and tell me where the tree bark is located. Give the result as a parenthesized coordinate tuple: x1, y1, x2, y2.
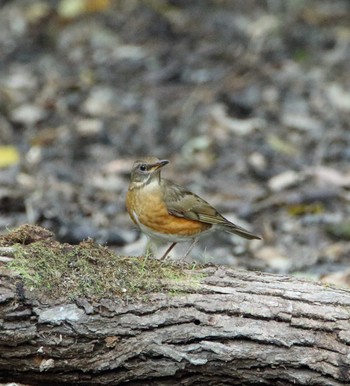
(1, 264, 350, 385)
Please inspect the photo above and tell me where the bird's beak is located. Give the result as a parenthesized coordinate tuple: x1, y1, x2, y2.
(150, 159, 169, 173)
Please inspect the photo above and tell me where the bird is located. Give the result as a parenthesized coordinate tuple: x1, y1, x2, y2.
(126, 156, 261, 260)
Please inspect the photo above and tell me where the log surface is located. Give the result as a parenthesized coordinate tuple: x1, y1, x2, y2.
(1, 266, 350, 385)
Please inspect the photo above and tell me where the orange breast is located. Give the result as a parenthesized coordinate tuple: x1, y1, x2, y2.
(126, 187, 211, 237)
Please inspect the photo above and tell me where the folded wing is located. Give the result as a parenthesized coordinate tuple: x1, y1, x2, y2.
(162, 179, 261, 240)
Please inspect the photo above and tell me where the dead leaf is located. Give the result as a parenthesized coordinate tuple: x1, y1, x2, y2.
(58, 0, 110, 19)
(105, 336, 119, 348)
(321, 270, 350, 288)
(0, 146, 20, 168)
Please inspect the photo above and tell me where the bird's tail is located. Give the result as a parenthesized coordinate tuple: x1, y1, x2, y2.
(223, 223, 261, 240)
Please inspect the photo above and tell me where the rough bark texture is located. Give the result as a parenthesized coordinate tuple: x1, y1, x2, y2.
(1, 266, 350, 386)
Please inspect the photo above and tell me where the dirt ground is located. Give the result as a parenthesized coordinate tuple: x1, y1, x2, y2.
(1, 0, 350, 285)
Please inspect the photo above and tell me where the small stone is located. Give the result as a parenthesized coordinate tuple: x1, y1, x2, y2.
(82, 87, 118, 117)
(210, 104, 266, 136)
(310, 166, 350, 188)
(4, 69, 37, 91)
(248, 152, 267, 172)
(76, 118, 104, 137)
(327, 83, 350, 111)
(282, 113, 321, 132)
(268, 170, 302, 192)
(11, 104, 46, 125)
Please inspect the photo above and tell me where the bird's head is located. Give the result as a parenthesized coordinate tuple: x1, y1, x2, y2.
(129, 156, 169, 189)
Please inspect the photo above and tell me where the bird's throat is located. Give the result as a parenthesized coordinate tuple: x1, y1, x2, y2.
(129, 175, 161, 191)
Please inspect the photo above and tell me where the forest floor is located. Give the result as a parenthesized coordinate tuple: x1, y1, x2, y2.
(1, 0, 350, 287)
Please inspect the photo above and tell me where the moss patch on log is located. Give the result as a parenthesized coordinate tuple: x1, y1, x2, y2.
(1, 224, 202, 300)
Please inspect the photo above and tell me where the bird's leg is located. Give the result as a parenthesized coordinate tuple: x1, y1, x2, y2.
(180, 238, 198, 261)
(160, 242, 177, 260)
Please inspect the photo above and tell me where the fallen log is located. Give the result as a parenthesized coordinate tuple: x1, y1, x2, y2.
(0, 225, 349, 385)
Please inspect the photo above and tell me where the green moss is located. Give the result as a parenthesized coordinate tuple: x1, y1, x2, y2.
(4, 225, 204, 301)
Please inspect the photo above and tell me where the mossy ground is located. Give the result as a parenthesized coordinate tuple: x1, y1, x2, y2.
(2, 225, 203, 300)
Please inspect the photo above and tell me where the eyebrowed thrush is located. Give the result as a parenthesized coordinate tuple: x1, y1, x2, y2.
(126, 156, 261, 260)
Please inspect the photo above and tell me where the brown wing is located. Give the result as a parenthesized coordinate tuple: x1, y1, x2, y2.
(162, 179, 261, 240)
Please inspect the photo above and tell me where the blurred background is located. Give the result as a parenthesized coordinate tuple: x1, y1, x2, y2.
(0, 0, 350, 285)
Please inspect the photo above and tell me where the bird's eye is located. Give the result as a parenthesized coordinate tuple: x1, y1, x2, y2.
(139, 164, 147, 171)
